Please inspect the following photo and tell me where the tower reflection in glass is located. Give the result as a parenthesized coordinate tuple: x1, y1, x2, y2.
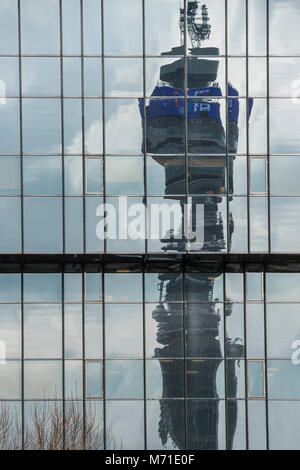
(140, 1, 249, 449)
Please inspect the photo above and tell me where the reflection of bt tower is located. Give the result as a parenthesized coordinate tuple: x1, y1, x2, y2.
(140, 1, 252, 449)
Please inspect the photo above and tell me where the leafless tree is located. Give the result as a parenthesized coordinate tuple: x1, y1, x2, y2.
(0, 400, 117, 450)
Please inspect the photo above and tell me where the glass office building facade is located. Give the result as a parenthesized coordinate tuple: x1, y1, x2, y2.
(0, 0, 300, 450)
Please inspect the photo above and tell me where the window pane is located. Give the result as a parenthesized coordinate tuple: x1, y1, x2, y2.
(23, 156, 62, 195)
(22, 58, 60, 97)
(84, 99, 103, 155)
(24, 360, 62, 399)
(104, 0, 142, 55)
(185, 273, 223, 303)
(105, 99, 142, 154)
(0, 274, 21, 302)
(64, 99, 82, 155)
(21, 0, 60, 54)
(63, 58, 81, 97)
(269, 0, 300, 55)
(105, 273, 142, 302)
(65, 360, 83, 399)
(250, 197, 268, 252)
(85, 197, 104, 252)
(0, 305, 21, 359)
(146, 359, 184, 398)
(0, 157, 20, 195)
(85, 303, 103, 359)
(267, 304, 300, 358)
(62, 0, 81, 55)
(105, 59, 143, 97)
(246, 304, 265, 359)
(24, 197, 63, 253)
(64, 304, 82, 359)
(105, 360, 143, 399)
(0, 361, 21, 399)
(250, 158, 266, 194)
(86, 158, 103, 194)
(0, 99, 20, 154)
(270, 99, 300, 154)
(268, 360, 300, 399)
(0, 197, 21, 253)
(0, 0, 18, 54)
(266, 273, 300, 302)
(145, 303, 184, 359)
(24, 273, 61, 302)
(85, 273, 101, 301)
(24, 304, 62, 359)
(64, 273, 82, 302)
(106, 401, 144, 450)
(246, 273, 262, 300)
(147, 400, 184, 450)
(105, 157, 143, 195)
(270, 156, 300, 195)
(64, 156, 83, 195)
(84, 58, 102, 97)
(86, 361, 102, 398)
(187, 399, 226, 450)
(145, 273, 183, 303)
(105, 304, 143, 358)
(83, 0, 102, 55)
(229, 197, 248, 253)
(248, 361, 265, 398)
(187, 303, 223, 358)
(0, 58, 19, 97)
(269, 401, 300, 450)
(271, 198, 300, 252)
(65, 197, 83, 253)
(22, 99, 61, 154)
(248, 400, 267, 450)
(147, 156, 185, 196)
(225, 303, 244, 358)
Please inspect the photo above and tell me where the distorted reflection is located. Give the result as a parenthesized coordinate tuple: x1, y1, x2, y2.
(140, 1, 253, 256)
(141, 1, 251, 449)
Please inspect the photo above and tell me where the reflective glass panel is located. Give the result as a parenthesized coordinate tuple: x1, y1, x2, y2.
(105, 157, 144, 195)
(24, 360, 62, 399)
(24, 304, 62, 359)
(105, 360, 143, 399)
(105, 273, 142, 302)
(106, 401, 144, 450)
(21, 0, 60, 54)
(24, 197, 63, 253)
(105, 304, 143, 358)
(23, 156, 62, 195)
(104, 0, 142, 55)
(22, 58, 60, 97)
(22, 99, 62, 154)
(64, 304, 82, 359)
(0, 157, 20, 195)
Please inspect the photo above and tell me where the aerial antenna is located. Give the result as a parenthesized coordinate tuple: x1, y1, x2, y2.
(179, 1, 211, 48)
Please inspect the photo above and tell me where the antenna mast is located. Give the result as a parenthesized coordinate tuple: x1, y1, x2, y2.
(179, 1, 211, 48)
